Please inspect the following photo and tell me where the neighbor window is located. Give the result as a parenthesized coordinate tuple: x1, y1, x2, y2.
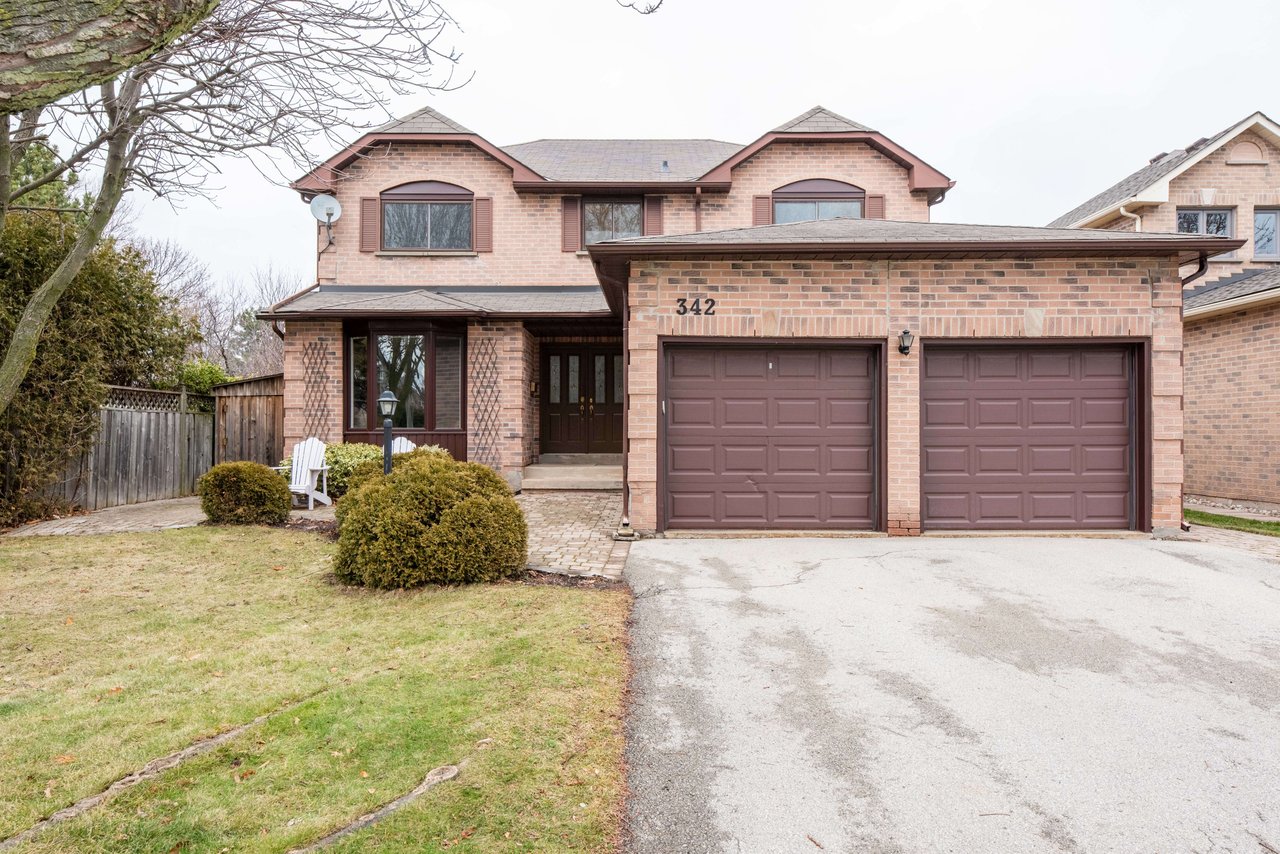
(1176, 208, 1233, 237)
(772, 178, 865, 224)
(347, 325, 465, 432)
(1255, 210, 1279, 259)
(380, 181, 473, 251)
(1178, 208, 1236, 258)
(583, 200, 642, 244)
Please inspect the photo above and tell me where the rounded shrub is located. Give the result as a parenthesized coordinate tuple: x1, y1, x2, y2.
(198, 461, 291, 525)
(334, 454, 526, 589)
(342, 444, 452, 498)
(424, 495, 528, 584)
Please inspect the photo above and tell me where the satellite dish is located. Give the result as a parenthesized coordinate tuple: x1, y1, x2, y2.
(310, 194, 342, 222)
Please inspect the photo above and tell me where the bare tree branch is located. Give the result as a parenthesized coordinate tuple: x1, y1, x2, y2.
(616, 0, 664, 13)
(0, 0, 222, 113)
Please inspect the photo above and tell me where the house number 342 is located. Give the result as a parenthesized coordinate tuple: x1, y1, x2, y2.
(675, 297, 716, 316)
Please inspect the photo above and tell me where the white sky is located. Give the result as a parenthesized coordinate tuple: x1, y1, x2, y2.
(130, 0, 1280, 289)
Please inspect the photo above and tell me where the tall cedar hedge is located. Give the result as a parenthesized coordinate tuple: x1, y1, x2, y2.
(0, 211, 197, 525)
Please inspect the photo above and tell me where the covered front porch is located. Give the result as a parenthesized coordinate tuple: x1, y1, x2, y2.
(263, 284, 623, 493)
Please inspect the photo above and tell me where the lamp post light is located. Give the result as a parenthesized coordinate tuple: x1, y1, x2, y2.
(377, 390, 399, 474)
(897, 329, 915, 356)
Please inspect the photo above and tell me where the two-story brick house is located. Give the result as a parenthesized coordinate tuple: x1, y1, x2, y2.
(264, 106, 1238, 536)
(1051, 112, 1280, 507)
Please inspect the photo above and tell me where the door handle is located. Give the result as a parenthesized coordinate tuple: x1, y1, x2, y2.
(588, 396, 595, 416)
(579, 396, 585, 415)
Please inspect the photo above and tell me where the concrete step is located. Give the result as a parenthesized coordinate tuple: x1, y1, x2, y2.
(537, 453, 623, 466)
(521, 464, 623, 491)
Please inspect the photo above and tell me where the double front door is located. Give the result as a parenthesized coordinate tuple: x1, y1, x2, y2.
(542, 346, 624, 454)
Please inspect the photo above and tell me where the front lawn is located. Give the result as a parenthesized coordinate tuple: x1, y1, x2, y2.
(1184, 508, 1280, 538)
(0, 527, 629, 852)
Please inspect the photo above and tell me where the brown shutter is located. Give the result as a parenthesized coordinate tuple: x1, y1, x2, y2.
(360, 197, 380, 252)
(752, 195, 772, 226)
(865, 195, 886, 219)
(562, 196, 582, 252)
(473, 197, 493, 252)
(644, 195, 664, 236)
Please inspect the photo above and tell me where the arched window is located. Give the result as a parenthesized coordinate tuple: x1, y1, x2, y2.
(380, 181, 474, 250)
(772, 179, 865, 224)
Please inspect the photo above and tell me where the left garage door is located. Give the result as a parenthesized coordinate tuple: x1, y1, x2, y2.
(663, 345, 878, 530)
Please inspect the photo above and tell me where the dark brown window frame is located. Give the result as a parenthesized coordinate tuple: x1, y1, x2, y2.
(772, 178, 866, 224)
(379, 181, 475, 252)
(343, 319, 468, 436)
(582, 197, 645, 245)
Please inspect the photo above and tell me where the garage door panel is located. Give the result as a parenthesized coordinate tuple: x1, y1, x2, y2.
(668, 349, 716, 379)
(665, 346, 878, 530)
(722, 444, 768, 473)
(923, 346, 1133, 530)
(723, 350, 768, 378)
(669, 398, 715, 427)
(722, 398, 769, 427)
(669, 444, 716, 474)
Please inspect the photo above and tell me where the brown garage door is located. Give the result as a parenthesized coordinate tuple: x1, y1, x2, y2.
(663, 345, 877, 530)
(921, 345, 1134, 530)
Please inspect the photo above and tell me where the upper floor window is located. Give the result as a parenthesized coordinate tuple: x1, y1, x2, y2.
(380, 181, 473, 251)
(1256, 210, 1279, 259)
(1176, 208, 1232, 237)
(772, 179, 865, 224)
(584, 199, 643, 244)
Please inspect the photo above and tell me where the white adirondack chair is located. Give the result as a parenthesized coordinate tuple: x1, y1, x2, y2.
(288, 437, 330, 510)
(390, 437, 417, 454)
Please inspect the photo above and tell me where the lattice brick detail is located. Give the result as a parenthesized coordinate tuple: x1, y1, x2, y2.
(469, 335, 502, 468)
(301, 340, 333, 441)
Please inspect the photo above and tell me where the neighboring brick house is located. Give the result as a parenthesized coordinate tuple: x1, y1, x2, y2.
(264, 105, 1238, 536)
(1051, 112, 1280, 506)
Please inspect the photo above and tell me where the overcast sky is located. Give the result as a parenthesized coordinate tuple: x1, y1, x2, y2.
(130, 0, 1280, 290)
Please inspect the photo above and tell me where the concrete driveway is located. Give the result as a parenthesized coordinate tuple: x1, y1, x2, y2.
(624, 537, 1280, 853)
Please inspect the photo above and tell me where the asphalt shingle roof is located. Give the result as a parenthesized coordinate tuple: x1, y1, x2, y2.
(772, 106, 874, 133)
(372, 105, 473, 135)
(1185, 267, 1280, 310)
(499, 139, 742, 182)
(263, 285, 610, 318)
(1047, 116, 1257, 228)
(598, 217, 1238, 247)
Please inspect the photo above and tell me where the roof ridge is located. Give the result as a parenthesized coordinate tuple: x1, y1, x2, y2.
(373, 104, 473, 135)
(772, 105, 875, 134)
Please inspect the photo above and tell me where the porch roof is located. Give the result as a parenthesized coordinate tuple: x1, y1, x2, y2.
(258, 284, 615, 320)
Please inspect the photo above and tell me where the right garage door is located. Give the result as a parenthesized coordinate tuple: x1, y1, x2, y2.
(921, 345, 1134, 530)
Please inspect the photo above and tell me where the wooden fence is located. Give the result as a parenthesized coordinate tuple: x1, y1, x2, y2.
(53, 386, 215, 511)
(212, 373, 284, 467)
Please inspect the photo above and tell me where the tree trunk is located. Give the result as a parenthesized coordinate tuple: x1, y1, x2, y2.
(0, 122, 133, 416)
(0, 0, 219, 113)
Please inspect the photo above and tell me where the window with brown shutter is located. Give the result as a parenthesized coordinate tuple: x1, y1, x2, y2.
(473, 197, 493, 252)
(644, 196, 664, 236)
(359, 197, 379, 252)
(752, 195, 772, 226)
(562, 196, 582, 252)
(865, 195, 886, 219)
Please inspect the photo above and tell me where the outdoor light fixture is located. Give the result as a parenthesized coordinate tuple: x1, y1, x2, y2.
(378, 391, 399, 474)
(898, 329, 915, 355)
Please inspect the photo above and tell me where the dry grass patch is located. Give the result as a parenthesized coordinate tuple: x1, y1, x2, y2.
(0, 527, 628, 852)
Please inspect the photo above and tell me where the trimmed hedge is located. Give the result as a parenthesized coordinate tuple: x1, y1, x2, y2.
(334, 453, 526, 588)
(198, 461, 292, 525)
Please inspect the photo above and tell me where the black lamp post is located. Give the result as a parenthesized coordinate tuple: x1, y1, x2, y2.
(377, 390, 399, 474)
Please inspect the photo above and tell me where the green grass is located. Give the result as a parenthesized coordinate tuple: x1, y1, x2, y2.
(1184, 508, 1280, 538)
(0, 527, 629, 852)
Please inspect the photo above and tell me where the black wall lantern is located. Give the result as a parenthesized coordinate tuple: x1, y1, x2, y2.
(897, 329, 915, 355)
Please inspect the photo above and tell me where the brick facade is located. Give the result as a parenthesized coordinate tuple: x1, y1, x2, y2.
(1184, 301, 1280, 504)
(625, 256, 1185, 534)
(282, 320, 343, 451)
